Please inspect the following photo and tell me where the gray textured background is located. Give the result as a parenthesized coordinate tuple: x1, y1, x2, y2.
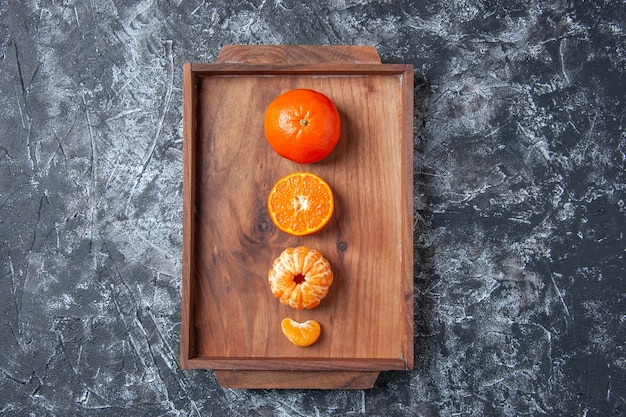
(1, 0, 625, 416)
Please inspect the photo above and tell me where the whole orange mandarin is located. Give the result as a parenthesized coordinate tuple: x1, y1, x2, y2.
(264, 89, 341, 164)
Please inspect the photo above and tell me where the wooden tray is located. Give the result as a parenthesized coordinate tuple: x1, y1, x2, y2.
(181, 45, 414, 389)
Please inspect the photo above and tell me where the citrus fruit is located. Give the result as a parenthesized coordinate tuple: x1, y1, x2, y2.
(267, 172, 334, 236)
(264, 88, 341, 164)
(268, 246, 334, 310)
(281, 318, 321, 347)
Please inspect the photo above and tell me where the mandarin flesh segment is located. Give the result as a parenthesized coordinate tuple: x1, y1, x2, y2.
(280, 318, 321, 347)
(268, 246, 334, 310)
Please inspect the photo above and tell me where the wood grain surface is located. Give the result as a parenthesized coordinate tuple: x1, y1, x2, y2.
(216, 44, 382, 64)
(214, 370, 381, 390)
(181, 46, 413, 388)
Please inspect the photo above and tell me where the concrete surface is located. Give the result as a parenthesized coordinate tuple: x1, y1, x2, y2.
(1, 0, 624, 416)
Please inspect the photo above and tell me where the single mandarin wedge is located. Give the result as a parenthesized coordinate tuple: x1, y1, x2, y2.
(264, 88, 341, 164)
(268, 246, 334, 310)
(267, 172, 334, 236)
(281, 318, 321, 347)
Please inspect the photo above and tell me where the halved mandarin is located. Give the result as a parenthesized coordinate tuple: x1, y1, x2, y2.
(267, 172, 334, 236)
(281, 318, 321, 347)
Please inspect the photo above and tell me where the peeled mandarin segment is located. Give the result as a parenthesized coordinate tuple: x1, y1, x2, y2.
(292, 246, 309, 271)
(267, 172, 334, 236)
(267, 246, 334, 310)
(281, 318, 321, 347)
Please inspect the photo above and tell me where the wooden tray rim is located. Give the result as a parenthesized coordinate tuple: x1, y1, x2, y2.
(182, 357, 410, 371)
(187, 62, 412, 75)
